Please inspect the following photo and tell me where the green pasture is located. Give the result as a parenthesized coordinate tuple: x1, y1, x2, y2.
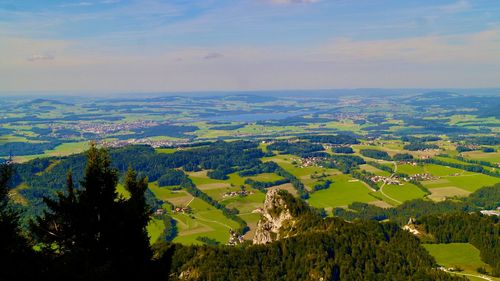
(381, 182, 427, 202)
(423, 243, 496, 280)
(147, 218, 165, 244)
(423, 173, 499, 192)
(307, 174, 376, 212)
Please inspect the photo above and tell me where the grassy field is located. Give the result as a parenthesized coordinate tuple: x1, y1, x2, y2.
(222, 191, 265, 213)
(148, 182, 193, 206)
(423, 173, 500, 192)
(381, 182, 427, 202)
(307, 174, 376, 213)
(397, 164, 425, 175)
(423, 243, 498, 280)
(12, 141, 90, 163)
(427, 187, 471, 201)
(147, 218, 165, 244)
(262, 154, 330, 178)
(246, 173, 284, 182)
(462, 151, 500, 163)
(423, 164, 465, 176)
(172, 198, 240, 245)
(155, 148, 177, 154)
(360, 164, 391, 176)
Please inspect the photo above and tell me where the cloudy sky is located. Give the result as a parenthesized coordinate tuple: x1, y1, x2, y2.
(1, 0, 499, 93)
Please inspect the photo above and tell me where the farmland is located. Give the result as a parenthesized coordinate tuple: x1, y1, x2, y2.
(1, 92, 499, 249)
(424, 243, 499, 281)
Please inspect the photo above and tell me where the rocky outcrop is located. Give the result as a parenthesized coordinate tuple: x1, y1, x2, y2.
(253, 189, 295, 245)
(402, 217, 420, 235)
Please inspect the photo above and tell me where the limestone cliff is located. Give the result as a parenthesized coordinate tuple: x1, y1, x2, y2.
(252, 189, 296, 245)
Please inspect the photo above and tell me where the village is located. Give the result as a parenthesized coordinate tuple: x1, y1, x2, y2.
(99, 138, 190, 149)
(222, 189, 254, 199)
(371, 173, 439, 185)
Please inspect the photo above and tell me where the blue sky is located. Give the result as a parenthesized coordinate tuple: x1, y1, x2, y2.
(1, 0, 499, 92)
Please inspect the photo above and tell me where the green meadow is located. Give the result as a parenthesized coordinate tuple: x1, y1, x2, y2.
(307, 174, 376, 212)
(423, 243, 498, 281)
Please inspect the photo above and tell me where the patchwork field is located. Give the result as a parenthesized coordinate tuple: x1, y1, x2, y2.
(148, 182, 194, 206)
(462, 151, 500, 164)
(172, 198, 240, 245)
(427, 187, 471, 201)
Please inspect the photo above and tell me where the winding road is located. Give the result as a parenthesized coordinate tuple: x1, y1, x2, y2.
(378, 161, 402, 205)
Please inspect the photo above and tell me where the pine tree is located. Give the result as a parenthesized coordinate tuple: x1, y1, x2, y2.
(0, 164, 37, 281)
(32, 144, 154, 280)
(113, 167, 153, 279)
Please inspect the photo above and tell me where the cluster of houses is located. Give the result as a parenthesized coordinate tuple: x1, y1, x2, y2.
(299, 157, 324, 168)
(223, 190, 254, 198)
(370, 176, 402, 185)
(99, 138, 190, 149)
(399, 161, 419, 166)
(403, 173, 438, 182)
(227, 229, 245, 246)
(372, 173, 438, 185)
(67, 120, 159, 135)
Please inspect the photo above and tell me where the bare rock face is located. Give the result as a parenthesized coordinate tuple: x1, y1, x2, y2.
(253, 189, 295, 245)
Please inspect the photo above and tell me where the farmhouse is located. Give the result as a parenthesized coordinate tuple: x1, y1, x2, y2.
(223, 190, 254, 198)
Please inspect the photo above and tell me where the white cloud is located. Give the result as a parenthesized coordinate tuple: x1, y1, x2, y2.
(315, 28, 500, 64)
(27, 54, 54, 62)
(1, 29, 499, 92)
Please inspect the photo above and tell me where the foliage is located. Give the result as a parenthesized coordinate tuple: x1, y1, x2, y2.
(360, 149, 391, 160)
(312, 179, 332, 191)
(301, 134, 359, 144)
(332, 146, 354, 154)
(418, 213, 500, 276)
(334, 183, 500, 225)
(166, 218, 464, 281)
(393, 153, 414, 161)
(456, 146, 474, 153)
(0, 164, 39, 280)
(158, 169, 186, 187)
(267, 141, 324, 157)
(30, 145, 154, 280)
(404, 142, 439, 151)
(321, 154, 365, 174)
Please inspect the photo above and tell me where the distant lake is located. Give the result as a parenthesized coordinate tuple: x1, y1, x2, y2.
(205, 112, 305, 122)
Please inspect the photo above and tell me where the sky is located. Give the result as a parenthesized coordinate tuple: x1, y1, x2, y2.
(1, 0, 499, 93)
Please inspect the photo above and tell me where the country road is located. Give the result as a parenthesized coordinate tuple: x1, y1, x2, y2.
(378, 161, 402, 204)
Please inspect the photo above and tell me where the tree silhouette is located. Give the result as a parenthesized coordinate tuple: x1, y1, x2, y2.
(32, 144, 153, 280)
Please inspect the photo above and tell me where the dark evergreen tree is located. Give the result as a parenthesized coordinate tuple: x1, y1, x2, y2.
(31, 144, 154, 280)
(0, 164, 38, 281)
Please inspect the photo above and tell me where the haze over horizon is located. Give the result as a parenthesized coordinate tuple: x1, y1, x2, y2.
(1, 0, 500, 93)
